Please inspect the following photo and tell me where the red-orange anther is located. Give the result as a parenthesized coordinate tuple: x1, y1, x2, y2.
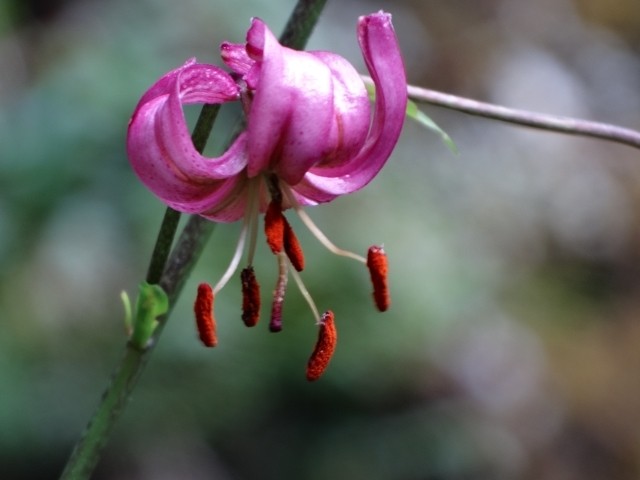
(265, 198, 305, 271)
(366, 245, 390, 312)
(283, 217, 305, 272)
(194, 282, 217, 347)
(264, 200, 285, 254)
(241, 267, 261, 327)
(306, 311, 338, 382)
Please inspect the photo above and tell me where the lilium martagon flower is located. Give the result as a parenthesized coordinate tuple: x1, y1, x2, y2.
(126, 11, 407, 380)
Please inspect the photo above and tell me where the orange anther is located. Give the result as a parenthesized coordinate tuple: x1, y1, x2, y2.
(283, 217, 305, 272)
(366, 245, 390, 312)
(241, 267, 261, 327)
(264, 200, 285, 254)
(306, 311, 338, 382)
(194, 283, 217, 347)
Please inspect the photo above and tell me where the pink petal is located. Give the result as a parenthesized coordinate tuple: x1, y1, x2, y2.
(135, 58, 197, 108)
(298, 11, 407, 201)
(309, 51, 371, 169)
(220, 41, 254, 78)
(127, 60, 250, 221)
(243, 18, 335, 185)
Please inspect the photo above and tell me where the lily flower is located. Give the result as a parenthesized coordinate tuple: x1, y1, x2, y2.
(127, 11, 406, 379)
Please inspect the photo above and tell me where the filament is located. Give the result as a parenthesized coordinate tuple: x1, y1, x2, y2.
(281, 186, 366, 264)
(213, 222, 248, 294)
(289, 266, 321, 324)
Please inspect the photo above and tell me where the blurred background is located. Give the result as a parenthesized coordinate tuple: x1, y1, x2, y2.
(2, 0, 640, 478)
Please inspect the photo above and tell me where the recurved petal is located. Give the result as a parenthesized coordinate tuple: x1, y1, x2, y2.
(300, 11, 407, 200)
(175, 174, 252, 223)
(220, 41, 255, 78)
(134, 58, 197, 108)
(243, 18, 334, 185)
(127, 61, 248, 217)
(310, 51, 370, 170)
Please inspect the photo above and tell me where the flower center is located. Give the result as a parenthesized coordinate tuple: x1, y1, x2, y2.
(192, 170, 390, 378)
(203, 170, 390, 328)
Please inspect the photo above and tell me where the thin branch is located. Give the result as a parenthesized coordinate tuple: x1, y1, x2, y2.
(403, 80, 640, 150)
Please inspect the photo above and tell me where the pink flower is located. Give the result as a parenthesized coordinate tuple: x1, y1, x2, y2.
(127, 12, 405, 367)
(127, 11, 406, 222)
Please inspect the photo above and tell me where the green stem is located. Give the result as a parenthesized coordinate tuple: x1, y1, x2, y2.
(160, 215, 215, 307)
(145, 104, 222, 285)
(59, 217, 215, 480)
(145, 208, 181, 284)
(59, 1, 327, 479)
(279, 0, 328, 49)
(190, 104, 222, 153)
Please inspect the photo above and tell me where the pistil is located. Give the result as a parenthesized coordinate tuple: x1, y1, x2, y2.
(269, 252, 289, 332)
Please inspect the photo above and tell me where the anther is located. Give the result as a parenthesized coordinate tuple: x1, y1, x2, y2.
(241, 266, 261, 327)
(283, 217, 305, 271)
(366, 245, 390, 312)
(264, 200, 285, 254)
(306, 311, 337, 382)
(194, 283, 217, 347)
(269, 253, 288, 332)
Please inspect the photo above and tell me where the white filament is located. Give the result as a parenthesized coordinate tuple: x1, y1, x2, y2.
(288, 265, 321, 324)
(213, 222, 248, 295)
(280, 186, 366, 264)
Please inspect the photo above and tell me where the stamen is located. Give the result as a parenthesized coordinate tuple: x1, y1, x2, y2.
(264, 200, 285, 254)
(269, 252, 288, 332)
(367, 245, 390, 311)
(194, 283, 217, 347)
(245, 177, 262, 266)
(266, 173, 283, 204)
(283, 217, 305, 271)
(241, 266, 261, 327)
(306, 310, 337, 382)
(280, 186, 366, 264)
(212, 222, 248, 295)
(264, 178, 306, 269)
(289, 266, 320, 323)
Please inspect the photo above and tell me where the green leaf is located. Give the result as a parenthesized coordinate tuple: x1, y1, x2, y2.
(366, 82, 457, 154)
(130, 282, 169, 349)
(406, 99, 458, 154)
(121, 291, 133, 336)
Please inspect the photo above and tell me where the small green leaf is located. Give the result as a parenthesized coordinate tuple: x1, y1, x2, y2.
(130, 282, 169, 349)
(406, 99, 458, 154)
(364, 82, 376, 98)
(121, 291, 133, 336)
(366, 82, 457, 154)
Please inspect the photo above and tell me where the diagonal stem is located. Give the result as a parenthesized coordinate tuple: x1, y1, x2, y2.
(279, 0, 328, 49)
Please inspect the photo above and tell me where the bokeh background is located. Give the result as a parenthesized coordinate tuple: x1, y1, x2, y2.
(2, 0, 640, 478)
